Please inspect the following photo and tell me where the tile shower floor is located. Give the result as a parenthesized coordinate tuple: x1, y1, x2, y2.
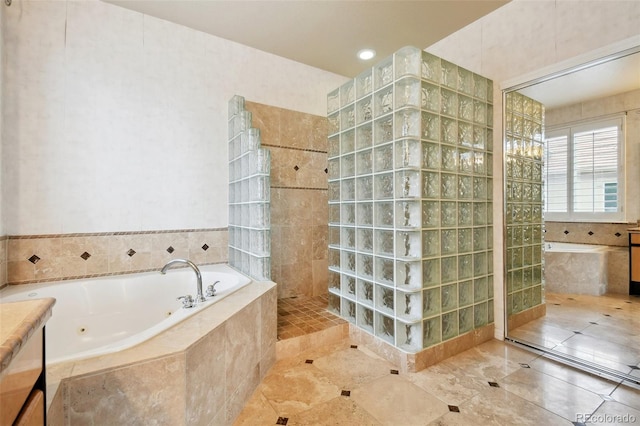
(241, 293, 640, 425)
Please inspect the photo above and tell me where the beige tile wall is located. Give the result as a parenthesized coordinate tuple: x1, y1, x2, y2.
(5, 229, 228, 285)
(246, 101, 328, 299)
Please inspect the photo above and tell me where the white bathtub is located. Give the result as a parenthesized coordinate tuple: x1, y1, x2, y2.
(0, 264, 250, 364)
(544, 242, 618, 296)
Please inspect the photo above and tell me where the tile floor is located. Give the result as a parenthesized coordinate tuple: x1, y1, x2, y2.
(277, 295, 346, 340)
(510, 293, 640, 378)
(235, 337, 640, 425)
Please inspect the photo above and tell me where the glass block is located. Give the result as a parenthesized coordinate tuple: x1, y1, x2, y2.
(395, 46, 422, 77)
(328, 271, 340, 293)
(397, 322, 422, 353)
(441, 173, 457, 199)
(228, 94, 245, 118)
(458, 202, 472, 226)
(341, 203, 355, 225)
(397, 260, 422, 291)
(251, 203, 270, 229)
(441, 145, 458, 172)
(422, 171, 440, 199)
(523, 266, 533, 286)
(341, 105, 356, 131)
(328, 135, 340, 158)
(459, 175, 473, 199)
(395, 77, 421, 109)
(328, 225, 340, 246)
(474, 277, 488, 303)
(356, 96, 373, 124)
(374, 85, 394, 118)
(340, 80, 355, 107)
(473, 126, 486, 150)
(441, 88, 458, 117)
(487, 154, 493, 176)
(356, 123, 373, 150)
(397, 290, 422, 322)
(375, 201, 394, 228)
(328, 157, 340, 180)
(441, 256, 457, 283)
(357, 228, 374, 253)
(532, 285, 542, 305)
(341, 129, 355, 154)
(458, 254, 472, 280)
(341, 251, 356, 274)
(473, 152, 486, 175)
(422, 258, 441, 287)
(357, 203, 373, 227)
(396, 200, 421, 229)
(488, 299, 494, 323)
(522, 286, 532, 309)
(341, 179, 355, 201)
(396, 230, 421, 259)
(395, 139, 421, 169)
(374, 173, 394, 199)
(422, 141, 440, 170)
(458, 67, 473, 95)
(441, 60, 457, 89)
(474, 252, 487, 276)
(250, 148, 270, 176)
(423, 287, 441, 317)
(459, 306, 473, 334)
(356, 176, 373, 200)
(374, 56, 394, 89)
(473, 227, 487, 251)
(329, 203, 340, 224)
(458, 280, 472, 307)
(473, 202, 487, 225)
(341, 227, 355, 249)
(328, 293, 341, 314)
(473, 100, 486, 125)
(473, 177, 487, 200)
(458, 228, 472, 253)
(358, 279, 374, 306)
(441, 229, 457, 255)
(421, 81, 440, 112)
(375, 312, 395, 345)
(422, 112, 440, 141)
(512, 290, 523, 314)
(421, 51, 441, 83)
(356, 68, 373, 99)
(376, 285, 395, 314)
(249, 175, 270, 202)
(358, 253, 374, 279)
(441, 118, 458, 145)
(438, 282, 458, 314)
(374, 116, 394, 145)
(328, 112, 340, 136)
(458, 95, 473, 122)
(396, 170, 421, 199)
(422, 200, 440, 228)
(441, 201, 457, 227)
(329, 247, 340, 270)
(356, 150, 372, 175)
(375, 229, 394, 256)
(395, 108, 421, 138)
(374, 144, 393, 172)
(473, 74, 487, 101)
(423, 317, 441, 348)
(341, 154, 355, 178)
(474, 302, 488, 328)
(250, 230, 270, 256)
(422, 230, 439, 258)
(442, 311, 459, 341)
(357, 304, 374, 333)
(458, 149, 473, 174)
(375, 257, 395, 285)
(342, 298, 357, 324)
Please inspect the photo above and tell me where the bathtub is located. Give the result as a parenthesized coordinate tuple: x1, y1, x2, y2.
(0, 263, 250, 364)
(544, 242, 620, 296)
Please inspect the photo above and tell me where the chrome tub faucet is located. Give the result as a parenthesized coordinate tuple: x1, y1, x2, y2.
(160, 258, 206, 304)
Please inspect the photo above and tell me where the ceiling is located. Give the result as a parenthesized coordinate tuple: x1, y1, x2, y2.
(103, 0, 509, 78)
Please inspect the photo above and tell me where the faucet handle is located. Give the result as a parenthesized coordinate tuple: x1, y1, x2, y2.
(177, 295, 195, 308)
(206, 281, 220, 297)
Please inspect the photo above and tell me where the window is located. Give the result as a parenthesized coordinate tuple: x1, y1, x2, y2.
(544, 117, 625, 222)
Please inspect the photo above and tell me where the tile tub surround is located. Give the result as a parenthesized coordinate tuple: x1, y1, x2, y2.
(5, 228, 228, 285)
(244, 101, 329, 299)
(46, 280, 277, 425)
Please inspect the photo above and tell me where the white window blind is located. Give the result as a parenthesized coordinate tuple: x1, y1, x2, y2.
(544, 117, 624, 222)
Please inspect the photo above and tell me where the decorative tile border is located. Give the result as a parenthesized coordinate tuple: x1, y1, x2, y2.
(5, 229, 228, 285)
(545, 222, 634, 247)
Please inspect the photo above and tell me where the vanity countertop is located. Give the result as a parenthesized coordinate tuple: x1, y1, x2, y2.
(0, 298, 55, 374)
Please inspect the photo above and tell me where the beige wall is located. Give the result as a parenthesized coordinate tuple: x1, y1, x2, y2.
(245, 101, 329, 299)
(426, 0, 640, 339)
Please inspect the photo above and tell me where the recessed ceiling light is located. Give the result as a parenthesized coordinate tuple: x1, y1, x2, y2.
(357, 49, 376, 61)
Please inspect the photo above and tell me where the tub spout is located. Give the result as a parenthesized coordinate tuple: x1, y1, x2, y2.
(161, 259, 206, 304)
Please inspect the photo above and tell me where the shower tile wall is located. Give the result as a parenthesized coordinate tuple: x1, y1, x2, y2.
(245, 101, 329, 298)
(504, 92, 544, 317)
(228, 96, 271, 281)
(327, 47, 494, 353)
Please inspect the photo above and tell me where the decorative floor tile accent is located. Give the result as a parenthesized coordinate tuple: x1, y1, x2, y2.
(350, 345, 358, 349)
(448, 405, 460, 413)
(276, 417, 288, 425)
(488, 382, 500, 388)
(390, 369, 399, 375)
(519, 363, 530, 368)
(305, 359, 314, 364)
(341, 390, 351, 397)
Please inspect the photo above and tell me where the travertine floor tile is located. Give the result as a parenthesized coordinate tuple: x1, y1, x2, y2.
(233, 390, 278, 425)
(287, 396, 382, 426)
(529, 356, 619, 395)
(312, 346, 395, 389)
(611, 383, 640, 411)
(406, 362, 485, 406)
(350, 375, 449, 425)
(587, 401, 640, 425)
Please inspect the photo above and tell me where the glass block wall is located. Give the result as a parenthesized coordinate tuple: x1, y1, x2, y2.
(327, 46, 494, 353)
(505, 92, 544, 316)
(228, 95, 272, 281)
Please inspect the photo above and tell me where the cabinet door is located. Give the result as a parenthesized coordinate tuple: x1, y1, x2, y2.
(632, 246, 640, 282)
(14, 389, 44, 426)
